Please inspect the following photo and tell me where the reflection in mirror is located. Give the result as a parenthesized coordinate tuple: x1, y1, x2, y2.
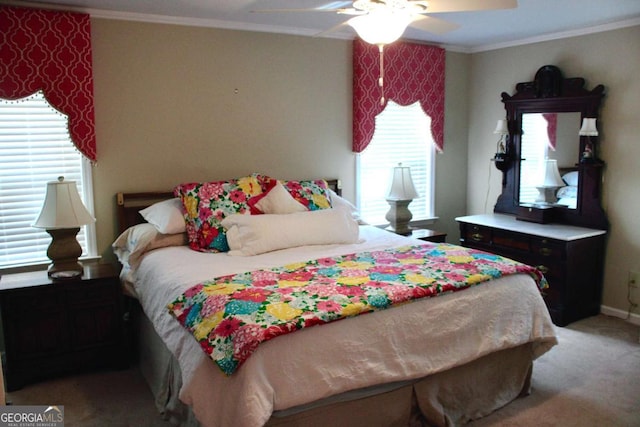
(519, 112, 581, 209)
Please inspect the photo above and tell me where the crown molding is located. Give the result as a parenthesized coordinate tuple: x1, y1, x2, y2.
(470, 16, 640, 53)
(5, 1, 640, 53)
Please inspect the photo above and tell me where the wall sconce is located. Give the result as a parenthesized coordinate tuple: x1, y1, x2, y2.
(385, 163, 419, 235)
(33, 176, 95, 279)
(579, 117, 598, 163)
(492, 119, 510, 171)
(535, 159, 565, 204)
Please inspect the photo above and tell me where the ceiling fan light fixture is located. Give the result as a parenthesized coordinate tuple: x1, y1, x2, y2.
(348, 10, 412, 45)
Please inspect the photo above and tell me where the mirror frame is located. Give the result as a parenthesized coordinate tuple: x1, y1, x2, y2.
(494, 65, 608, 229)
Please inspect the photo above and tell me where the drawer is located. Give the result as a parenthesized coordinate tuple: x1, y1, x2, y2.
(492, 229, 530, 252)
(463, 224, 491, 245)
(3, 288, 62, 315)
(531, 237, 566, 260)
(65, 280, 117, 305)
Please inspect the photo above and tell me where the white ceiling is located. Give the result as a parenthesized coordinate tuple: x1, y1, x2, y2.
(8, 0, 640, 52)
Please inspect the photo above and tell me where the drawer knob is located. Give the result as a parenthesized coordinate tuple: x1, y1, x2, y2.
(471, 233, 484, 242)
(539, 247, 552, 256)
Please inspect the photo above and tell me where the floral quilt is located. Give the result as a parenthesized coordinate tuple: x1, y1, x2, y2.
(168, 243, 547, 375)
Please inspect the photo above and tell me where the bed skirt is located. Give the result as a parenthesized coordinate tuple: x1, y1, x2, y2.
(132, 302, 534, 427)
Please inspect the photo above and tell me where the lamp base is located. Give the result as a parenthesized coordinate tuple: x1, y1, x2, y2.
(535, 187, 559, 205)
(385, 199, 413, 236)
(46, 227, 84, 280)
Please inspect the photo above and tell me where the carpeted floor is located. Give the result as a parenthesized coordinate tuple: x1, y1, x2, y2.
(470, 314, 640, 427)
(6, 365, 172, 426)
(5, 314, 640, 426)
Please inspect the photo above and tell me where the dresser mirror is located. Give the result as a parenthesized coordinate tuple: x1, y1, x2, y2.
(494, 65, 608, 229)
(519, 112, 580, 208)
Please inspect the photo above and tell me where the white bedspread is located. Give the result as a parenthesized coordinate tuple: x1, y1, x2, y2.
(131, 226, 557, 427)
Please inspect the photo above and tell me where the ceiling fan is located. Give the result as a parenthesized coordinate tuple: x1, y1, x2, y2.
(254, 0, 517, 105)
(253, 0, 518, 42)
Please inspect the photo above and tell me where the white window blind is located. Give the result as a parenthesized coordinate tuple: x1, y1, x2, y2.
(357, 100, 435, 226)
(0, 91, 96, 269)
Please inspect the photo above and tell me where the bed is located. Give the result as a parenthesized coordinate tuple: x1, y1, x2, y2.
(113, 175, 557, 427)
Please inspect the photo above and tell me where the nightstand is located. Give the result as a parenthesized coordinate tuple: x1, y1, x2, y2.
(409, 228, 447, 243)
(0, 263, 127, 391)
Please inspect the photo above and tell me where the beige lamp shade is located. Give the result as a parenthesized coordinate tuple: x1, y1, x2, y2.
(493, 119, 509, 135)
(33, 176, 95, 229)
(538, 159, 564, 188)
(387, 164, 419, 201)
(579, 118, 598, 136)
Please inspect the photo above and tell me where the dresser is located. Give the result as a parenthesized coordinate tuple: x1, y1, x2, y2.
(456, 214, 606, 327)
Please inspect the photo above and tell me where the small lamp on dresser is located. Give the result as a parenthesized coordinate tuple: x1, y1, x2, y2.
(33, 176, 95, 279)
(535, 159, 565, 204)
(385, 163, 419, 235)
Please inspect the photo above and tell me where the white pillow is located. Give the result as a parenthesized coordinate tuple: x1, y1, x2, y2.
(562, 171, 579, 186)
(254, 182, 307, 214)
(556, 186, 577, 199)
(222, 209, 359, 256)
(112, 223, 187, 268)
(139, 198, 186, 234)
(329, 189, 363, 223)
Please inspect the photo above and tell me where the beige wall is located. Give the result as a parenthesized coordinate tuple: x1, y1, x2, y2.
(91, 19, 640, 315)
(467, 25, 640, 315)
(90, 19, 469, 262)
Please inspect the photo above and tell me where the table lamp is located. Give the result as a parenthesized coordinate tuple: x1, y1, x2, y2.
(535, 159, 565, 204)
(33, 176, 95, 279)
(385, 163, 419, 235)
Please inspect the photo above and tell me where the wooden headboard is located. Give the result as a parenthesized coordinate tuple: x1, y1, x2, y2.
(116, 179, 342, 234)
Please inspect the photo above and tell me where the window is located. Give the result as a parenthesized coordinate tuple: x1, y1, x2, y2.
(357, 100, 435, 225)
(0, 91, 96, 269)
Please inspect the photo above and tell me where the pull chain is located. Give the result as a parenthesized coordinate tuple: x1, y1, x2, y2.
(378, 44, 385, 106)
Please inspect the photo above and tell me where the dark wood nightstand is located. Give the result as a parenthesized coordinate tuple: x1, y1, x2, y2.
(409, 228, 447, 243)
(0, 263, 127, 391)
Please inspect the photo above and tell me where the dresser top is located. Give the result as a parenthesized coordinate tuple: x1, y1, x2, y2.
(455, 214, 607, 241)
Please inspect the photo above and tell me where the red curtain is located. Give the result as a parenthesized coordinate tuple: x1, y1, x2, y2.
(0, 6, 96, 162)
(353, 39, 445, 153)
(542, 113, 557, 151)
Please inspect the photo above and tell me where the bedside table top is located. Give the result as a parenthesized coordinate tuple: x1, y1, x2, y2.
(0, 263, 118, 291)
(409, 228, 446, 240)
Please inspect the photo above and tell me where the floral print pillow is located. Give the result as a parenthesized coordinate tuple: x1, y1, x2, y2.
(174, 174, 267, 252)
(257, 178, 332, 211)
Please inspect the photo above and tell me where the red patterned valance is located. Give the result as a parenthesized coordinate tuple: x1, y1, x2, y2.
(542, 113, 557, 151)
(0, 6, 96, 162)
(353, 39, 445, 153)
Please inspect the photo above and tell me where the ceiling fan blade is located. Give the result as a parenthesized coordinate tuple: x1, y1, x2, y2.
(314, 20, 351, 38)
(251, 8, 344, 13)
(409, 15, 460, 34)
(419, 0, 517, 14)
